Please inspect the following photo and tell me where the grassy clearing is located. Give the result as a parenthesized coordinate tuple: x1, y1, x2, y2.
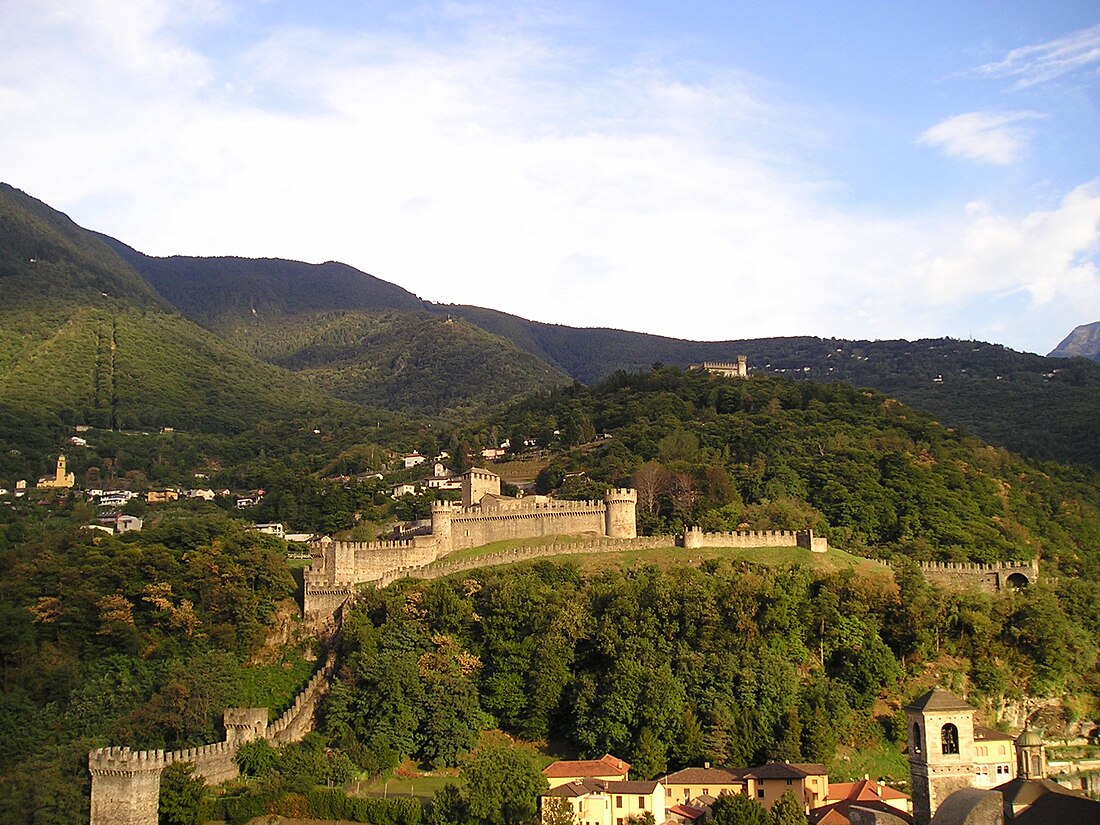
(230, 651, 319, 718)
(830, 742, 910, 785)
(436, 539, 892, 579)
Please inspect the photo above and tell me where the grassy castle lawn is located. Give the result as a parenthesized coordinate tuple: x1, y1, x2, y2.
(432, 535, 892, 578)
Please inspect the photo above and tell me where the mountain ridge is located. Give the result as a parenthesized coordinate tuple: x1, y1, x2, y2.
(6, 181, 1100, 472)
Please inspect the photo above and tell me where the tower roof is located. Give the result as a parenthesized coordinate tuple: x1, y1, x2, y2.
(1016, 728, 1044, 747)
(904, 688, 975, 713)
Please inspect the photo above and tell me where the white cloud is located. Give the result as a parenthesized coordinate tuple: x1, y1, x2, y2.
(978, 23, 1100, 88)
(0, 2, 1097, 357)
(917, 111, 1039, 165)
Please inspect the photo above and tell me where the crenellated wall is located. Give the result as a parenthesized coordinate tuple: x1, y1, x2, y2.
(88, 652, 337, 825)
(915, 560, 1039, 594)
(681, 527, 827, 552)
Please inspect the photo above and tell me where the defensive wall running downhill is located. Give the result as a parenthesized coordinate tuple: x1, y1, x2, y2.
(87, 652, 337, 825)
(915, 559, 1039, 594)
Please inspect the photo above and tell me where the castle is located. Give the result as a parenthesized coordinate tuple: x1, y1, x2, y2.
(304, 468, 638, 625)
(690, 355, 748, 378)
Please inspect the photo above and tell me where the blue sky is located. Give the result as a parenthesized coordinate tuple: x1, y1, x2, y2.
(2, 1, 1098, 354)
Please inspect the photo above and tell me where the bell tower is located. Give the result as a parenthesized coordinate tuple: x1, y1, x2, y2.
(905, 688, 977, 825)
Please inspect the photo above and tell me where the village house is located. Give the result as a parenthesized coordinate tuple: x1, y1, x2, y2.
(660, 765, 747, 805)
(115, 514, 143, 533)
(146, 488, 179, 504)
(743, 762, 830, 810)
(810, 778, 911, 824)
(402, 452, 427, 469)
(542, 756, 666, 825)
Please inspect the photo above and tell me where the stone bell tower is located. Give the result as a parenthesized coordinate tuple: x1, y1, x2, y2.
(905, 688, 977, 825)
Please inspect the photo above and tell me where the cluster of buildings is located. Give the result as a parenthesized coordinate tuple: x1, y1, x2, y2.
(541, 690, 1099, 825)
(541, 756, 891, 825)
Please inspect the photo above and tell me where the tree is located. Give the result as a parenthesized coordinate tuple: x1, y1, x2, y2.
(769, 791, 807, 825)
(711, 791, 770, 825)
(540, 796, 575, 825)
(463, 745, 548, 825)
(159, 762, 205, 825)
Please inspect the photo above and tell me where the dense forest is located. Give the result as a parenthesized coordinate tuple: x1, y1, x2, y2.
(0, 509, 310, 824)
(452, 367, 1100, 576)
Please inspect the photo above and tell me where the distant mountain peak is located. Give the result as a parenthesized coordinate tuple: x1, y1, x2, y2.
(1048, 321, 1100, 363)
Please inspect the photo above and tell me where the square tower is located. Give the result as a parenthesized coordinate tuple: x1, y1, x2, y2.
(461, 468, 500, 508)
(905, 689, 977, 825)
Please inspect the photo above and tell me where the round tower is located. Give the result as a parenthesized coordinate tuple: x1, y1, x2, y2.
(431, 500, 454, 556)
(604, 488, 637, 539)
(905, 688, 977, 825)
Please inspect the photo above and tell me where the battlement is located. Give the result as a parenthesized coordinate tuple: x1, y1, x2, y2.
(912, 559, 1038, 594)
(680, 527, 827, 552)
(605, 488, 638, 501)
(89, 747, 168, 775)
(89, 654, 337, 825)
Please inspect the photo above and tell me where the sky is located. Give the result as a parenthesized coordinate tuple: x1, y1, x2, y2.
(2, 1, 1099, 355)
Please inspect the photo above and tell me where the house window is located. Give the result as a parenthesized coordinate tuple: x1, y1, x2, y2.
(701, 789, 708, 796)
(684, 790, 690, 799)
(616, 797, 622, 808)
(757, 789, 765, 799)
(638, 797, 645, 809)
(617, 819, 623, 825)
(941, 723, 960, 755)
(786, 779, 793, 786)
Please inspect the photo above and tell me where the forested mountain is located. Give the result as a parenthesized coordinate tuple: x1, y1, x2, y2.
(7, 181, 1097, 471)
(0, 185, 369, 481)
(441, 305, 1100, 470)
(102, 240, 571, 415)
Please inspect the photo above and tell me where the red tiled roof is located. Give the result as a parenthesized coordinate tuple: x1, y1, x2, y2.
(827, 779, 909, 804)
(543, 754, 630, 778)
(973, 724, 1015, 742)
(667, 804, 706, 820)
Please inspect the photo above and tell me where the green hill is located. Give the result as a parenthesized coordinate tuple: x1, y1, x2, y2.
(107, 242, 571, 415)
(0, 186, 362, 480)
(474, 367, 1100, 577)
(441, 305, 1100, 470)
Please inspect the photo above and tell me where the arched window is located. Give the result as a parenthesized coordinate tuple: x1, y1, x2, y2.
(913, 723, 923, 755)
(941, 723, 960, 755)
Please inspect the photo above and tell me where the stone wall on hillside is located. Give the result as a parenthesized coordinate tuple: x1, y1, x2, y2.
(87, 652, 337, 825)
(916, 560, 1039, 594)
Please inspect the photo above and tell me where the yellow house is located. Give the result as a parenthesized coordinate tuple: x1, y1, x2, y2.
(743, 762, 829, 810)
(542, 778, 666, 825)
(973, 724, 1016, 786)
(659, 766, 747, 804)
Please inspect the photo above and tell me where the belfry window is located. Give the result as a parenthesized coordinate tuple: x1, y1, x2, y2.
(941, 723, 960, 755)
(913, 723, 923, 755)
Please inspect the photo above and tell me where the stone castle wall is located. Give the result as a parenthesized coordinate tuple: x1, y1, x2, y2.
(446, 501, 608, 553)
(88, 653, 337, 825)
(916, 560, 1039, 594)
(682, 527, 827, 552)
